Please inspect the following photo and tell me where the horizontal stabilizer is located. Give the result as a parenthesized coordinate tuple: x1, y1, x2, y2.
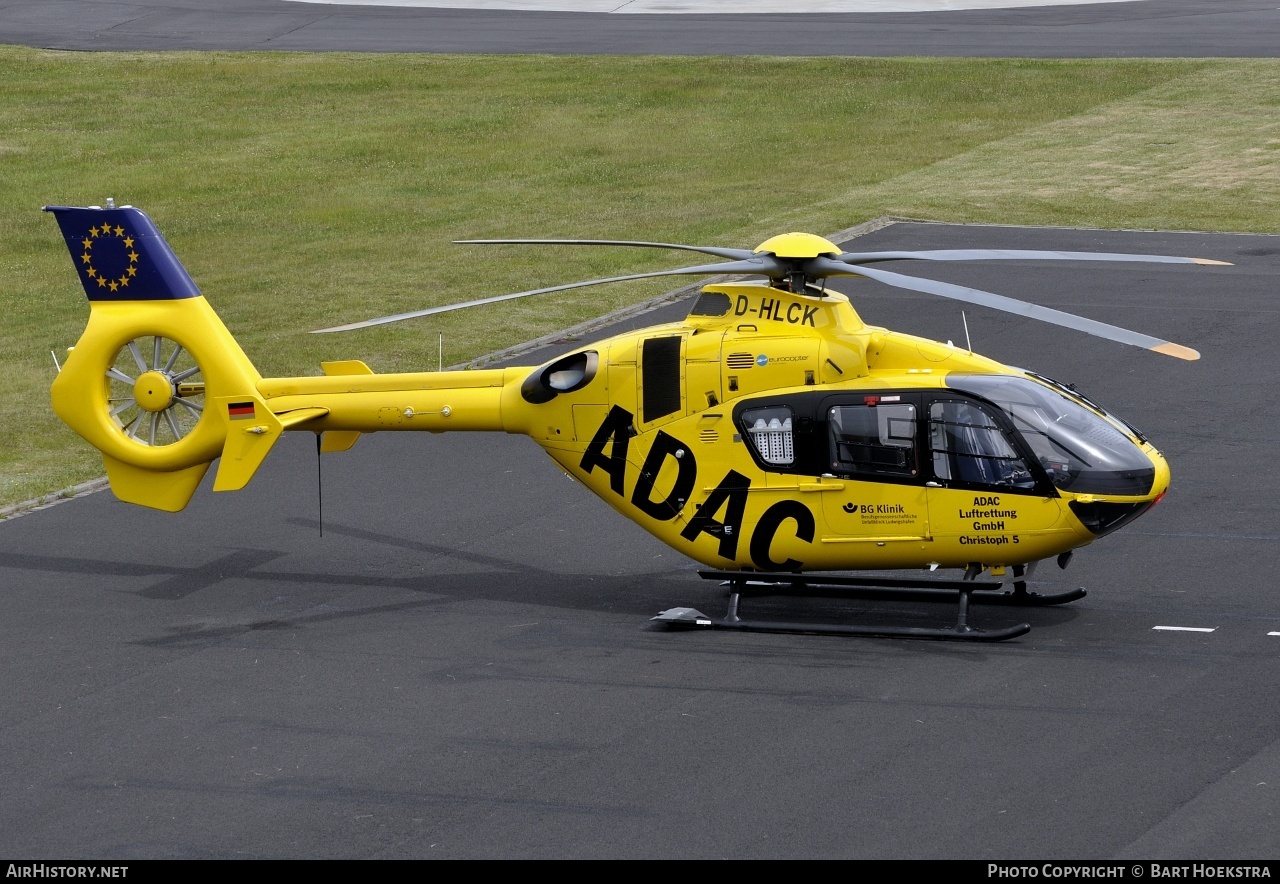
(321, 359, 374, 376)
(213, 398, 328, 492)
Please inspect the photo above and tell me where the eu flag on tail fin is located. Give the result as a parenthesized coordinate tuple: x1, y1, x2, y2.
(44, 204, 200, 301)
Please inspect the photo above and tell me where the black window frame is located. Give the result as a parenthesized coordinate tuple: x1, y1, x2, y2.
(729, 388, 1055, 497)
(827, 401, 921, 480)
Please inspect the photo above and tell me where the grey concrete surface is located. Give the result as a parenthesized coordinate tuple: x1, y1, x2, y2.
(1, 0, 1277, 56)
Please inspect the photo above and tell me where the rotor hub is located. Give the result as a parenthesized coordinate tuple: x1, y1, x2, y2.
(133, 370, 175, 413)
(753, 232, 841, 260)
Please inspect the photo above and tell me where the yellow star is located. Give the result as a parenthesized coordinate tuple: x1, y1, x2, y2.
(123, 237, 134, 248)
(118, 277, 130, 288)
(108, 280, 119, 292)
(126, 267, 137, 277)
(81, 252, 92, 264)
(81, 238, 93, 249)
(86, 268, 97, 278)
(88, 226, 99, 237)
(113, 226, 124, 236)
(96, 277, 107, 287)
(128, 251, 139, 262)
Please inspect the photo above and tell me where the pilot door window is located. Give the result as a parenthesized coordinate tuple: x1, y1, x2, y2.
(828, 404, 918, 478)
(929, 400, 1035, 490)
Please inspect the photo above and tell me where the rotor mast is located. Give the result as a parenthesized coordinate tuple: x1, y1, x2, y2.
(752, 232, 843, 294)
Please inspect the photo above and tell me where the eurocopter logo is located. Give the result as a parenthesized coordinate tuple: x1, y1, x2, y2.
(79, 222, 140, 292)
(756, 354, 769, 367)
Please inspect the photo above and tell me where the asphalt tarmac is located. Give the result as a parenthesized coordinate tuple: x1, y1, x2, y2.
(2, 220, 1278, 859)
(0, 0, 1277, 56)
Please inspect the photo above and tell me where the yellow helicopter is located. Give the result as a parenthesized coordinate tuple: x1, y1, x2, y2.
(44, 202, 1228, 641)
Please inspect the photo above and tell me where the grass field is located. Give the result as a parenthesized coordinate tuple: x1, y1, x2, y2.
(1, 47, 1277, 508)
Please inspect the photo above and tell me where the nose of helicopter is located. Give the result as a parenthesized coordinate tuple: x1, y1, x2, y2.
(1068, 443, 1170, 538)
(1147, 445, 1171, 503)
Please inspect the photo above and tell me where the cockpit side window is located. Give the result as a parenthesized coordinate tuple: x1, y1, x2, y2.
(829, 403, 918, 477)
(929, 400, 1035, 490)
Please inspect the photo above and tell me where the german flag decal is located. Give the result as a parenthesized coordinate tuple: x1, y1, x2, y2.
(228, 401, 256, 420)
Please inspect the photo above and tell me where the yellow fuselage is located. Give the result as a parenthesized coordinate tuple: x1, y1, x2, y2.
(246, 282, 1169, 573)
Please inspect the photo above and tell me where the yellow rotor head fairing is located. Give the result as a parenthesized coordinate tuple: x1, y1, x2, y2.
(754, 232, 841, 259)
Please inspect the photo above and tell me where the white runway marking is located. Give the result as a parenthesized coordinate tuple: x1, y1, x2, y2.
(1153, 626, 1217, 633)
(1269, 631, 1280, 637)
(285, 0, 1152, 13)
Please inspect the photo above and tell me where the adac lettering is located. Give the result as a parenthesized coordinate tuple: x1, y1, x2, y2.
(749, 500, 816, 571)
(580, 404, 633, 496)
(959, 495, 1018, 532)
(631, 429, 695, 520)
(733, 294, 818, 327)
(579, 406, 813, 568)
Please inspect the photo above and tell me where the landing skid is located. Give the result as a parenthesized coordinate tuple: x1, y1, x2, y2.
(651, 567, 1086, 642)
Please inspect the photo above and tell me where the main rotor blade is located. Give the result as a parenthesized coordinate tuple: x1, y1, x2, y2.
(454, 238, 757, 262)
(836, 248, 1232, 267)
(311, 257, 782, 333)
(813, 258, 1200, 361)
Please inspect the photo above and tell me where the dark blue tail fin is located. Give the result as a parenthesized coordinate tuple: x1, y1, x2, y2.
(44, 203, 200, 301)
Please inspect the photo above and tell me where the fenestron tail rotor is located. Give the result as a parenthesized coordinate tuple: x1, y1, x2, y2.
(314, 232, 1226, 360)
(105, 335, 205, 446)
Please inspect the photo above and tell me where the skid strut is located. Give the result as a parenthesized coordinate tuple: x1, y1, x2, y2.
(652, 569, 1085, 641)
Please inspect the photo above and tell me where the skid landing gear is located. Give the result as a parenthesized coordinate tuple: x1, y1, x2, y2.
(651, 568, 1086, 642)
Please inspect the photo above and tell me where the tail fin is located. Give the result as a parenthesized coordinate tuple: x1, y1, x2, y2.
(46, 203, 201, 302)
(47, 203, 277, 511)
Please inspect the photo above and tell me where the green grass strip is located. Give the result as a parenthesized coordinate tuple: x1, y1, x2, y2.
(1, 48, 1276, 507)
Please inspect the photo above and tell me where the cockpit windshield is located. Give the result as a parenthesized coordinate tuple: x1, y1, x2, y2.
(946, 374, 1155, 496)
(1024, 371, 1146, 442)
